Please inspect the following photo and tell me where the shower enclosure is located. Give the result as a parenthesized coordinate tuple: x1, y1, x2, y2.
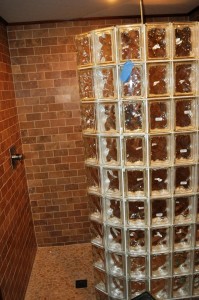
(76, 22, 199, 299)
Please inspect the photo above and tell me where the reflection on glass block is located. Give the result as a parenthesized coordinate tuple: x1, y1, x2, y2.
(193, 274, 199, 295)
(79, 69, 94, 100)
(175, 133, 195, 164)
(195, 224, 199, 247)
(96, 67, 116, 99)
(129, 255, 147, 278)
(89, 194, 102, 222)
(127, 200, 146, 226)
(128, 229, 146, 253)
(119, 25, 141, 61)
(148, 63, 170, 97)
(121, 65, 143, 98)
(147, 24, 170, 59)
(94, 28, 115, 64)
(151, 278, 170, 299)
(109, 276, 125, 299)
(125, 136, 145, 166)
(95, 289, 108, 300)
(151, 227, 170, 252)
(101, 137, 120, 165)
(127, 169, 145, 197)
(84, 136, 98, 164)
(75, 33, 92, 66)
(98, 103, 118, 133)
(123, 101, 144, 132)
(151, 199, 170, 226)
(172, 275, 190, 298)
(174, 166, 193, 194)
(174, 225, 192, 250)
(129, 279, 147, 298)
(108, 252, 125, 276)
(106, 198, 122, 225)
(86, 166, 100, 193)
(92, 245, 106, 270)
(175, 99, 196, 131)
(174, 62, 196, 95)
(91, 221, 104, 246)
(151, 253, 170, 277)
(94, 268, 107, 292)
(174, 197, 192, 224)
(149, 101, 170, 132)
(174, 24, 196, 58)
(104, 169, 120, 196)
(194, 250, 199, 272)
(151, 168, 170, 196)
(107, 226, 123, 251)
(81, 103, 96, 133)
(150, 135, 170, 165)
(173, 251, 191, 275)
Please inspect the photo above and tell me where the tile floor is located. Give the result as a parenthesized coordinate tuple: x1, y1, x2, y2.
(25, 243, 96, 300)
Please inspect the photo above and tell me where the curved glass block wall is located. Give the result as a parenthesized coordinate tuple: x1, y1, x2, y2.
(76, 22, 199, 300)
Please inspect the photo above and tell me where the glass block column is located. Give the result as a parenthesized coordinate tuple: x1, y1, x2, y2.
(76, 22, 199, 300)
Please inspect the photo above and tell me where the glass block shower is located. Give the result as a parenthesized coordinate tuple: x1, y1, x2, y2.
(76, 22, 199, 300)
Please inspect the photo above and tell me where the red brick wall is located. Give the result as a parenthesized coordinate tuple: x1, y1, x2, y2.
(0, 21, 36, 299)
(7, 15, 188, 247)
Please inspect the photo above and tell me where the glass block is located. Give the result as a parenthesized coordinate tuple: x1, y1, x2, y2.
(197, 197, 199, 222)
(126, 169, 146, 197)
(127, 200, 146, 226)
(109, 276, 125, 299)
(173, 251, 192, 275)
(128, 255, 147, 278)
(151, 198, 170, 226)
(120, 64, 144, 98)
(174, 61, 196, 96)
(101, 137, 120, 165)
(95, 289, 108, 300)
(79, 69, 95, 100)
(146, 24, 170, 60)
(175, 98, 196, 131)
(94, 28, 115, 64)
(174, 196, 193, 224)
(175, 133, 196, 164)
(103, 169, 121, 196)
(95, 66, 117, 99)
(123, 101, 145, 133)
(195, 224, 199, 247)
(151, 253, 170, 277)
(124, 136, 145, 166)
(98, 103, 119, 133)
(193, 274, 199, 296)
(106, 198, 122, 225)
(174, 165, 194, 194)
(118, 25, 142, 61)
(147, 63, 170, 97)
(108, 252, 125, 276)
(107, 226, 123, 251)
(81, 103, 96, 133)
(91, 221, 104, 246)
(151, 278, 170, 300)
(94, 267, 107, 292)
(84, 135, 98, 164)
(86, 166, 100, 193)
(129, 279, 147, 298)
(75, 33, 92, 66)
(172, 275, 190, 298)
(150, 134, 171, 166)
(174, 23, 196, 59)
(149, 100, 171, 132)
(92, 244, 106, 270)
(128, 229, 147, 253)
(194, 250, 199, 272)
(89, 194, 102, 222)
(151, 227, 170, 253)
(174, 225, 192, 250)
(150, 168, 170, 196)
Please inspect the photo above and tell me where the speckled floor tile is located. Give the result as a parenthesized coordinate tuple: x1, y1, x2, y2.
(25, 243, 96, 300)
